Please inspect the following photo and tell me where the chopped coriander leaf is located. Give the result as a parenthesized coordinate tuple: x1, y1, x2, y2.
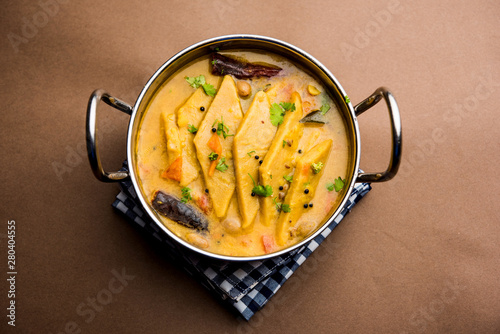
(311, 162, 324, 174)
(303, 181, 310, 187)
(248, 173, 273, 197)
(185, 75, 216, 96)
(208, 152, 219, 161)
(212, 117, 234, 139)
(270, 103, 285, 126)
(187, 124, 198, 134)
(215, 157, 228, 172)
(270, 102, 296, 126)
(254, 180, 272, 197)
(279, 102, 296, 112)
(273, 197, 279, 210)
(273, 197, 291, 212)
(327, 177, 346, 192)
(345, 95, 351, 104)
(334, 176, 346, 192)
(181, 187, 192, 203)
(273, 197, 281, 212)
(281, 204, 291, 213)
(185, 75, 206, 89)
(270, 175, 273, 179)
(247, 150, 256, 157)
(320, 103, 331, 115)
(211, 59, 217, 65)
(326, 182, 335, 192)
(255, 185, 272, 197)
(282, 140, 286, 148)
(202, 83, 216, 97)
(283, 175, 293, 183)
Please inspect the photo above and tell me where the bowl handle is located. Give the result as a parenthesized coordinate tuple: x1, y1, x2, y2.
(86, 89, 132, 182)
(354, 87, 402, 183)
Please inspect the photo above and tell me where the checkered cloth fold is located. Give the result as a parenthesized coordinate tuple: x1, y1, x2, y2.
(112, 161, 371, 320)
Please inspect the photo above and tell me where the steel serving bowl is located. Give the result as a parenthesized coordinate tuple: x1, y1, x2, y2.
(86, 34, 402, 262)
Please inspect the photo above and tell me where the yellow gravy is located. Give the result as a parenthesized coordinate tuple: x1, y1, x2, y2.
(135, 51, 350, 256)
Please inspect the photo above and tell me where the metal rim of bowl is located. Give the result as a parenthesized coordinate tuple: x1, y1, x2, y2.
(126, 34, 361, 262)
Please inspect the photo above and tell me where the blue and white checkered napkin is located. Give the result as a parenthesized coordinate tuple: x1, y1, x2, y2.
(112, 162, 371, 320)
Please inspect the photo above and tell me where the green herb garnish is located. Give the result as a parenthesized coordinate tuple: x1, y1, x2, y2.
(185, 75, 216, 96)
(247, 150, 256, 157)
(208, 152, 219, 161)
(327, 177, 346, 192)
(270, 102, 297, 126)
(283, 175, 293, 183)
(202, 83, 216, 97)
(320, 103, 331, 115)
(181, 187, 192, 203)
(216, 157, 228, 172)
(273, 197, 281, 211)
(311, 162, 324, 174)
(270, 103, 285, 126)
(345, 95, 350, 104)
(273, 197, 291, 213)
(213, 116, 233, 139)
(282, 140, 286, 148)
(185, 75, 205, 89)
(248, 173, 273, 197)
(187, 124, 198, 134)
(279, 102, 296, 112)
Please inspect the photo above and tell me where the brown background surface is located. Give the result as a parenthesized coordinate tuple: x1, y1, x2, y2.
(1, 0, 499, 333)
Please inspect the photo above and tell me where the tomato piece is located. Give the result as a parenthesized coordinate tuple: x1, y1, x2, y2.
(207, 132, 222, 155)
(196, 194, 211, 214)
(161, 157, 182, 181)
(262, 235, 275, 254)
(207, 133, 222, 177)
